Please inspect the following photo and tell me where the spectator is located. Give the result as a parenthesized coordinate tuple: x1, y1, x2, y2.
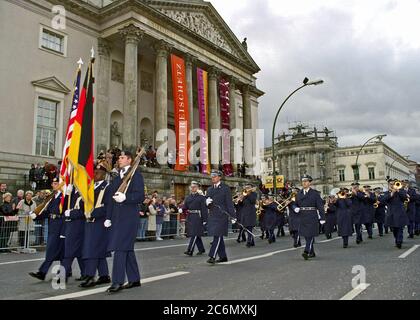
(0, 183, 8, 206)
(13, 190, 24, 208)
(147, 198, 157, 241)
(34, 164, 44, 190)
(162, 200, 171, 238)
(137, 200, 149, 241)
(29, 164, 36, 190)
(155, 198, 164, 241)
(169, 198, 179, 239)
(17, 191, 36, 247)
(0, 193, 18, 251)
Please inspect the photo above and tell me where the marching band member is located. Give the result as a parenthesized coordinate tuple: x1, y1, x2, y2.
(29, 177, 65, 281)
(261, 194, 278, 244)
(415, 187, 420, 236)
(235, 191, 247, 244)
(79, 161, 112, 288)
(404, 180, 418, 239)
(291, 175, 325, 260)
(104, 151, 145, 293)
(350, 182, 365, 244)
(205, 170, 236, 264)
(373, 187, 386, 237)
(182, 181, 208, 256)
(380, 179, 409, 249)
(361, 185, 375, 239)
(236, 185, 257, 248)
(288, 187, 301, 248)
(335, 188, 353, 248)
(324, 196, 337, 240)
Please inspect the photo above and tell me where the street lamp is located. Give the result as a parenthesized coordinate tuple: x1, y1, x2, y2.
(354, 134, 387, 182)
(272, 77, 324, 195)
(387, 155, 409, 180)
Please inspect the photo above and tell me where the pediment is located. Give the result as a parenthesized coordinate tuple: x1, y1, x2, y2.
(145, 1, 260, 72)
(31, 76, 71, 94)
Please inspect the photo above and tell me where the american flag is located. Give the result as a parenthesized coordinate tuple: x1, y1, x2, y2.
(59, 65, 82, 211)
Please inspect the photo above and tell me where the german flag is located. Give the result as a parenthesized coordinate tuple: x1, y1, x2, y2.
(68, 58, 95, 215)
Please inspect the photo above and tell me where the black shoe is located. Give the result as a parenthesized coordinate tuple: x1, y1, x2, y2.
(396, 243, 402, 249)
(207, 257, 216, 265)
(309, 252, 316, 258)
(408, 235, 414, 239)
(356, 240, 361, 245)
(79, 276, 96, 288)
(259, 235, 264, 240)
(29, 271, 45, 281)
(216, 257, 228, 263)
(343, 244, 348, 248)
(368, 235, 373, 239)
(236, 239, 241, 243)
(122, 281, 141, 289)
(95, 276, 111, 285)
(106, 285, 123, 294)
(246, 243, 252, 248)
(196, 251, 205, 255)
(184, 251, 193, 256)
(415, 231, 420, 236)
(379, 234, 383, 237)
(76, 275, 89, 282)
(293, 243, 299, 248)
(302, 252, 309, 260)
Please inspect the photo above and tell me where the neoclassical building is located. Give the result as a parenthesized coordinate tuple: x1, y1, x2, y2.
(0, 0, 264, 196)
(261, 124, 416, 196)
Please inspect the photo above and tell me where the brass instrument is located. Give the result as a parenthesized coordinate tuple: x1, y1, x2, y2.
(276, 192, 297, 212)
(404, 194, 410, 210)
(33, 181, 66, 216)
(393, 180, 403, 191)
(337, 191, 347, 199)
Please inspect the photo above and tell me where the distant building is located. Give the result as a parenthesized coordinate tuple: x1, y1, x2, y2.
(261, 124, 416, 196)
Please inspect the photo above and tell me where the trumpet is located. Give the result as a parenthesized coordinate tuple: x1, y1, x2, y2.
(393, 180, 403, 191)
(276, 192, 297, 212)
(337, 191, 347, 199)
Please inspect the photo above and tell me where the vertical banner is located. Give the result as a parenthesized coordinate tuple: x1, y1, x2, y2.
(197, 68, 211, 174)
(219, 78, 234, 177)
(170, 54, 190, 171)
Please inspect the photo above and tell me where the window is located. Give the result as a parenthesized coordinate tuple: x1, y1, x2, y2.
(368, 167, 375, 180)
(299, 153, 306, 163)
(339, 169, 345, 182)
(352, 165, 360, 181)
(40, 27, 65, 55)
(267, 160, 272, 171)
(35, 98, 58, 157)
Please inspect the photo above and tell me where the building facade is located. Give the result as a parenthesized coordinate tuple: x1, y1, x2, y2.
(0, 0, 264, 195)
(262, 124, 416, 196)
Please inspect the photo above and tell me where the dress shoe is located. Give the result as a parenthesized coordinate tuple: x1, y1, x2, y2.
(302, 252, 309, 260)
(356, 240, 361, 245)
(122, 281, 141, 289)
(207, 257, 216, 265)
(106, 285, 123, 294)
(309, 252, 316, 258)
(95, 276, 111, 285)
(293, 243, 300, 248)
(415, 231, 420, 236)
(343, 244, 348, 248)
(408, 235, 414, 239)
(216, 257, 228, 263)
(29, 271, 46, 281)
(79, 276, 96, 288)
(396, 243, 402, 249)
(368, 235, 373, 239)
(196, 251, 205, 256)
(236, 239, 241, 243)
(184, 251, 193, 256)
(76, 275, 89, 282)
(379, 234, 384, 237)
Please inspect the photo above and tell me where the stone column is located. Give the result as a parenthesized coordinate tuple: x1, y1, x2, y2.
(242, 84, 253, 168)
(208, 67, 220, 168)
(119, 24, 143, 152)
(229, 76, 238, 174)
(185, 54, 196, 134)
(96, 37, 111, 154)
(154, 40, 171, 149)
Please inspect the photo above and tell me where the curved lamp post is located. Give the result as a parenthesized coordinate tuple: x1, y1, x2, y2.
(272, 78, 324, 195)
(354, 134, 387, 183)
(386, 155, 409, 180)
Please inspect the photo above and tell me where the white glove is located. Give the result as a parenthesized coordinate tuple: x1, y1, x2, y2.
(113, 192, 126, 203)
(231, 219, 237, 224)
(203, 222, 207, 226)
(320, 220, 326, 225)
(206, 198, 213, 206)
(30, 212, 37, 220)
(104, 220, 112, 228)
(178, 208, 183, 214)
(64, 210, 71, 217)
(66, 185, 73, 195)
(294, 208, 300, 213)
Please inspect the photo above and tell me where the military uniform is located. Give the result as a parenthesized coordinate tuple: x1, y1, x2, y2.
(206, 172, 236, 263)
(29, 192, 65, 280)
(350, 184, 365, 244)
(236, 191, 257, 247)
(291, 175, 325, 259)
(335, 198, 353, 247)
(361, 187, 375, 239)
(287, 189, 301, 247)
(183, 186, 208, 256)
(415, 189, 420, 236)
(374, 188, 386, 236)
(78, 180, 112, 288)
(406, 187, 418, 238)
(324, 199, 337, 239)
(262, 200, 278, 243)
(106, 161, 145, 290)
(381, 187, 408, 248)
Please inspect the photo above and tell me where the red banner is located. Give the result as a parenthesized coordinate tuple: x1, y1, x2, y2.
(170, 54, 190, 171)
(219, 79, 233, 177)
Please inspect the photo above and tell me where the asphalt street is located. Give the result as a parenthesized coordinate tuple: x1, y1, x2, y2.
(0, 228, 419, 300)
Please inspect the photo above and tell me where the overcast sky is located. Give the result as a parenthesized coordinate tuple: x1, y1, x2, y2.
(209, 0, 420, 162)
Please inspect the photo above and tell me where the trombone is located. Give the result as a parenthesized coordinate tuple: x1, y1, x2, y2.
(275, 192, 297, 212)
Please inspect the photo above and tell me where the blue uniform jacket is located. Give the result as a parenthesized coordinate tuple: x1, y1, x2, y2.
(206, 183, 236, 237)
(184, 193, 208, 237)
(381, 190, 408, 228)
(350, 191, 365, 225)
(291, 188, 325, 238)
(106, 169, 145, 251)
(237, 192, 257, 228)
(64, 190, 85, 259)
(262, 202, 278, 230)
(361, 193, 376, 224)
(335, 198, 353, 237)
(406, 188, 417, 222)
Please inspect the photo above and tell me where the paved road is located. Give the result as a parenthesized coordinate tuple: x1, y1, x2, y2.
(0, 229, 419, 300)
